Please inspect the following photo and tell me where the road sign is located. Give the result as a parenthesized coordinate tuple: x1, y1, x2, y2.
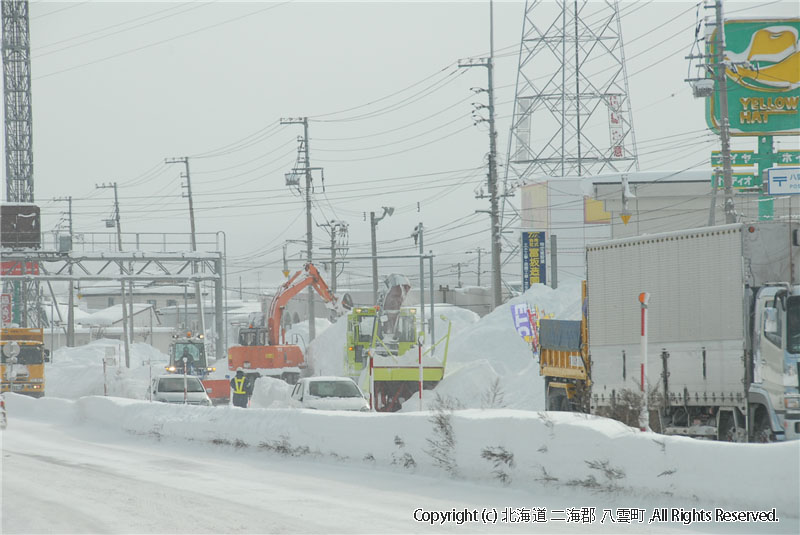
(711, 172, 760, 189)
(776, 150, 800, 166)
(0, 261, 39, 276)
(711, 150, 756, 167)
(766, 167, 800, 195)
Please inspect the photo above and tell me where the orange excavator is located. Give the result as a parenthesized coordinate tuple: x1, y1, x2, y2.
(228, 263, 350, 384)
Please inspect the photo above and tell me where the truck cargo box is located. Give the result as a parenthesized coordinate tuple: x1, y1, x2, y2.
(587, 222, 800, 413)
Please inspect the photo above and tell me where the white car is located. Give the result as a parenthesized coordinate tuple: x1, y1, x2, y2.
(150, 374, 212, 406)
(290, 377, 370, 411)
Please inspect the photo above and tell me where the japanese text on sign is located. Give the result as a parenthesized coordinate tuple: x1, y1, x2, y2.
(522, 231, 546, 290)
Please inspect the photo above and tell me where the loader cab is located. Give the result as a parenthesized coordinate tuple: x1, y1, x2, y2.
(167, 335, 213, 378)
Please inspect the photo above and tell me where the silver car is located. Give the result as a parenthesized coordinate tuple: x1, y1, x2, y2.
(150, 375, 212, 406)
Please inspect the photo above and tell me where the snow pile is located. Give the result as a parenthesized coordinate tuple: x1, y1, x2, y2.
(305, 305, 481, 379)
(47, 339, 168, 400)
(299, 284, 582, 412)
(305, 314, 349, 377)
(284, 317, 333, 351)
(407, 282, 582, 411)
(7, 393, 799, 520)
(249, 375, 293, 408)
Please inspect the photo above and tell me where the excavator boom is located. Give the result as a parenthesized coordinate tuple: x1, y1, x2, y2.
(267, 263, 346, 345)
(228, 263, 350, 383)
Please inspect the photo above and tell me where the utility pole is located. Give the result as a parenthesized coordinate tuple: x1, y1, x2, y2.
(456, 263, 462, 288)
(54, 196, 75, 346)
(551, 234, 558, 290)
(466, 247, 485, 287)
(95, 182, 130, 368)
(330, 224, 338, 295)
(319, 220, 348, 295)
(166, 157, 206, 339)
(711, 0, 736, 224)
(370, 207, 394, 303)
(458, 0, 502, 308)
(412, 223, 425, 333)
(281, 117, 316, 340)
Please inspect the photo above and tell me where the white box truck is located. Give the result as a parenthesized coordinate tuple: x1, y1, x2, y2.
(586, 222, 800, 442)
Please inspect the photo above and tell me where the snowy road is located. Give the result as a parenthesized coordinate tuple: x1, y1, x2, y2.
(1, 420, 568, 534)
(2, 416, 797, 534)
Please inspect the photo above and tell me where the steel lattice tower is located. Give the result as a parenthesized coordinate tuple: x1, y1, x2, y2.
(2, 0, 39, 328)
(2, 0, 33, 203)
(503, 0, 639, 192)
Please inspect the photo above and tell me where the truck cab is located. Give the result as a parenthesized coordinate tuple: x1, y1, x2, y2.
(1, 328, 48, 398)
(752, 285, 800, 441)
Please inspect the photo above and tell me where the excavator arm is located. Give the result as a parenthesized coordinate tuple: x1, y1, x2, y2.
(266, 263, 349, 345)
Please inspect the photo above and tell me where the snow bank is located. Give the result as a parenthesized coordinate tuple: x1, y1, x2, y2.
(306, 314, 349, 377)
(7, 393, 798, 519)
(284, 317, 333, 351)
(47, 339, 168, 400)
(249, 375, 293, 408)
(411, 282, 582, 411)
(303, 285, 580, 412)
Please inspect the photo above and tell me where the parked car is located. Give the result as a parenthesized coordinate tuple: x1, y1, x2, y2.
(0, 394, 7, 430)
(150, 374, 212, 406)
(290, 376, 370, 411)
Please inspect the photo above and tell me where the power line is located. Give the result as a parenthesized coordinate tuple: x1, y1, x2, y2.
(34, 1, 294, 80)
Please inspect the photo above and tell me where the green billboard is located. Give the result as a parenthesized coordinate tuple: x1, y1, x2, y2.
(706, 19, 800, 136)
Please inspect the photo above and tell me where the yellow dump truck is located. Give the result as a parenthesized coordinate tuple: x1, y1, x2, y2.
(539, 281, 590, 411)
(1, 328, 49, 398)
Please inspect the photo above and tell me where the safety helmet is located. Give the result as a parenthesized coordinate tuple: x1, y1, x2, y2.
(236, 367, 244, 373)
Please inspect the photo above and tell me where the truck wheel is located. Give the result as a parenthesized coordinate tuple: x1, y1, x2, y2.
(547, 387, 569, 412)
(752, 409, 775, 443)
(718, 413, 738, 442)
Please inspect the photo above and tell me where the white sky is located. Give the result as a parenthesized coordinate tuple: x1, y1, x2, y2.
(6, 0, 800, 295)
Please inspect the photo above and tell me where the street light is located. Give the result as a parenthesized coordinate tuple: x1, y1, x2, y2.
(370, 207, 394, 303)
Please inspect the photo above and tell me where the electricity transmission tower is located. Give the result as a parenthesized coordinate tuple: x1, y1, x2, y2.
(2, 0, 40, 327)
(2, 0, 33, 203)
(502, 0, 639, 213)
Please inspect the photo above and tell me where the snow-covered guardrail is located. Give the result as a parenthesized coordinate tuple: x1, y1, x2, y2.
(6, 393, 798, 517)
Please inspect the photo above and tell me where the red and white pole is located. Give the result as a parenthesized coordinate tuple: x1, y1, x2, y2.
(639, 292, 650, 432)
(369, 354, 374, 411)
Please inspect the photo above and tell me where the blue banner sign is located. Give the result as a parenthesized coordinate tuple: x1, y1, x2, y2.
(522, 231, 546, 290)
